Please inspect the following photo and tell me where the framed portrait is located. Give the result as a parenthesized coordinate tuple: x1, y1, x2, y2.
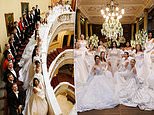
(4, 13, 14, 36)
(21, 2, 29, 15)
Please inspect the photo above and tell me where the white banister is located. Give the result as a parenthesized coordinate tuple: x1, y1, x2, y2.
(40, 11, 75, 115)
(48, 49, 74, 80)
(47, 12, 75, 46)
(19, 7, 75, 115)
(54, 82, 75, 93)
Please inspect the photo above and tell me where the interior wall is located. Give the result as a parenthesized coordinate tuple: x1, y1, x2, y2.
(0, 0, 51, 60)
(48, 31, 74, 53)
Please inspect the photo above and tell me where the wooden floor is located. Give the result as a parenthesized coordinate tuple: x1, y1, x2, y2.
(78, 105, 154, 115)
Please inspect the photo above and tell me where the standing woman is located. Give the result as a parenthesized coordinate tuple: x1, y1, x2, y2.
(134, 44, 145, 80)
(77, 34, 88, 58)
(107, 41, 121, 76)
(144, 32, 154, 76)
(26, 78, 48, 115)
(85, 44, 96, 72)
(97, 40, 106, 53)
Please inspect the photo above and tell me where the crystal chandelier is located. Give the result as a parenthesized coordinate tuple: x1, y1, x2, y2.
(101, 18, 123, 39)
(101, 0, 124, 20)
(101, 0, 124, 39)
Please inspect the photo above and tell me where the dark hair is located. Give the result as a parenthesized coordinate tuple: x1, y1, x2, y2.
(110, 41, 117, 48)
(7, 73, 13, 78)
(100, 51, 106, 62)
(35, 60, 40, 65)
(32, 45, 39, 62)
(131, 59, 136, 63)
(124, 51, 129, 56)
(126, 41, 131, 47)
(94, 55, 100, 62)
(14, 21, 18, 25)
(20, 17, 23, 20)
(35, 30, 39, 40)
(135, 44, 142, 53)
(33, 78, 40, 87)
(12, 83, 17, 88)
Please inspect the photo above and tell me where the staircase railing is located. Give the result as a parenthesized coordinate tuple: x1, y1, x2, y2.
(54, 82, 75, 95)
(19, 9, 75, 115)
(48, 49, 74, 80)
(47, 12, 75, 46)
(40, 11, 75, 115)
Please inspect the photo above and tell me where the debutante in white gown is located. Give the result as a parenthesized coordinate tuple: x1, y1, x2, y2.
(84, 50, 95, 72)
(77, 65, 118, 112)
(25, 85, 48, 115)
(144, 39, 154, 77)
(78, 40, 88, 58)
(132, 54, 154, 110)
(107, 48, 121, 76)
(136, 54, 154, 110)
(115, 63, 138, 107)
(74, 41, 89, 85)
(74, 49, 89, 85)
(135, 52, 145, 80)
(147, 53, 154, 89)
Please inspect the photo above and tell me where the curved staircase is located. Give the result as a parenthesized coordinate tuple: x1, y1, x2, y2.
(47, 48, 64, 69)
(15, 7, 76, 115)
(51, 73, 74, 89)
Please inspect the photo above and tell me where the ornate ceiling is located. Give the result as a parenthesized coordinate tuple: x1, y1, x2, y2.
(77, 0, 154, 24)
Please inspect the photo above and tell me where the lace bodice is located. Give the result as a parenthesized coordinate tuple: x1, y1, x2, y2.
(92, 65, 107, 75)
(145, 39, 154, 51)
(79, 40, 87, 49)
(109, 48, 120, 57)
(74, 49, 82, 58)
(135, 52, 144, 60)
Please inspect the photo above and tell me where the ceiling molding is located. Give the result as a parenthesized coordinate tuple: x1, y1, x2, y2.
(77, 0, 154, 24)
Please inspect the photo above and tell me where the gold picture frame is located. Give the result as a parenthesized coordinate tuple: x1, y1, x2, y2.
(4, 13, 14, 36)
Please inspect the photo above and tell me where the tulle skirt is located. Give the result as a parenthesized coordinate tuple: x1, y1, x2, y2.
(77, 74, 118, 112)
(25, 94, 48, 115)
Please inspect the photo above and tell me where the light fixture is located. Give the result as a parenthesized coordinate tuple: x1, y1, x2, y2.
(101, 0, 125, 20)
(101, 0, 124, 39)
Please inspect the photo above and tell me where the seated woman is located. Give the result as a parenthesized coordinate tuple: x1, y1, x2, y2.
(77, 55, 118, 112)
(115, 59, 139, 107)
(25, 78, 48, 115)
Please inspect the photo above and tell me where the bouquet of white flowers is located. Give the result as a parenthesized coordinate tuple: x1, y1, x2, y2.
(135, 29, 148, 46)
(86, 34, 99, 48)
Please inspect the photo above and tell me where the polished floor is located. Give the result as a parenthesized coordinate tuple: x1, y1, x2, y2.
(78, 105, 154, 115)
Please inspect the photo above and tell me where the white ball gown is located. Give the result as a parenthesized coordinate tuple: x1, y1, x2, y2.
(74, 40, 89, 85)
(77, 65, 118, 112)
(135, 52, 145, 80)
(74, 49, 89, 85)
(133, 53, 154, 110)
(115, 62, 139, 107)
(25, 85, 48, 115)
(84, 50, 95, 72)
(79, 40, 88, 58)
(144, 39, 154, 78)
(107, 48, 121, 76)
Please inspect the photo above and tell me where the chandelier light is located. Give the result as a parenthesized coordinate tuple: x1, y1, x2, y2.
(101, 0, 124, 20)
(101, 0, 124, 39)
